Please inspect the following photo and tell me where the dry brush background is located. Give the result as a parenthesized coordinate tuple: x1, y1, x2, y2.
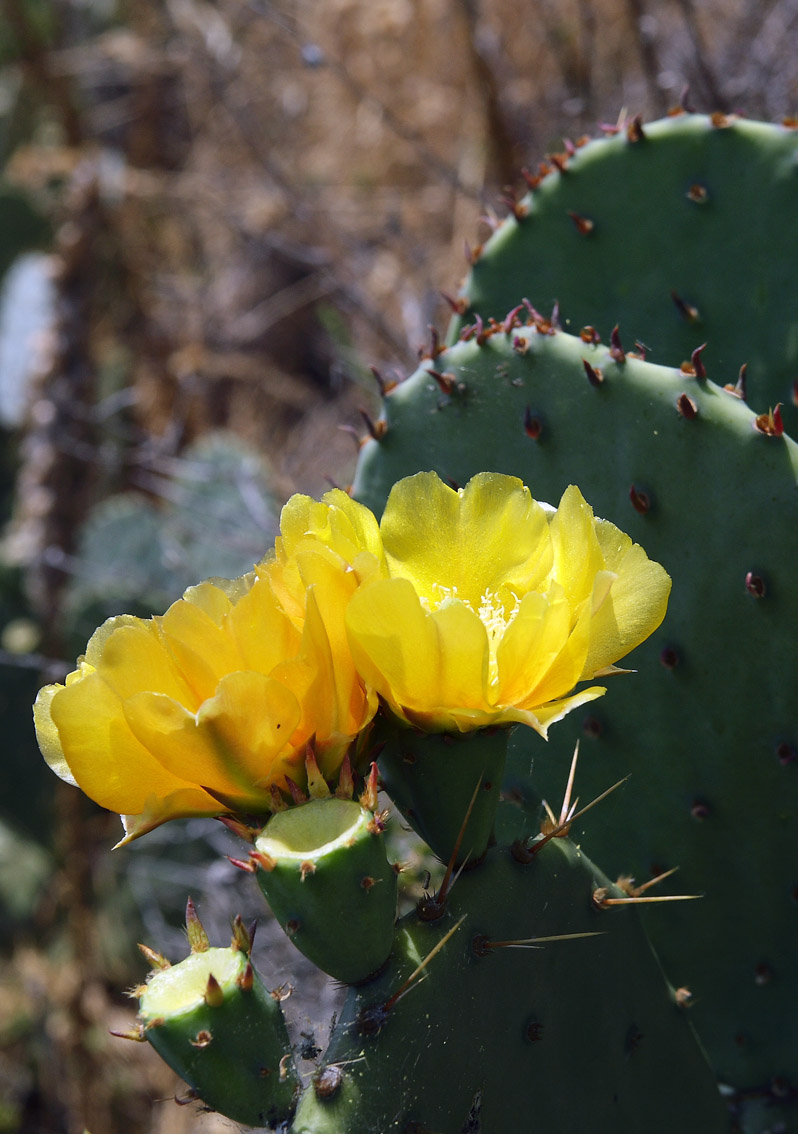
(0, 1, 797, 1130)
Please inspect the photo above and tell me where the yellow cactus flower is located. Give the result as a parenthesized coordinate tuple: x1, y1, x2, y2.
(344, 472, 671, 735)
(34, 556, 377, 843)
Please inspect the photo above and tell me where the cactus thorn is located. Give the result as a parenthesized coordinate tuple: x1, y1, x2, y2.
(752, 404, 784, 436)
(138, 943, 171, 970)
(358, 408, 387, 442)
(524, 406, 543, 440)
(629, 485, 651, 514)
(776, 741, 797, 766)
(674, 987, 694, 1007)
(235, 962, 254, 992)
(723, 363, 748, 399)
(679, 84, 695, 112)
(690, 343, 708, 379)
(204, 973, 225, 1008)
(369, 364, 396, 396)
(610, 325, 626, 363)
(427, 324, 442, 358)
(744, 571, 766, 598)
(427, 368, 458, 395)
(671, 289, 700, 322)
(110, 1024, 147, 1042)
(441, 291, 468, 316)
(381, 914, 467, 1014)
(174, 1088, 200, 1105)
(338, 423, 363, 451)
(583, 359, 604, 387)
(418, 773, 483, 921)
(474, 930, 603, 954)
(677, 392, 698, 419)
(185, 897, 210, 953)
(216, 814, 258, 843)
(464, 238, 475, 265)
(580, 326, 601, 345)
(249, 848, 277, 872)
(473, 313, 487, 345)
(593, 887, 702, 910)
(617, 865, 680, 897)
(359, 761, 380, 812)
(227, 854, 257, 873)
(626, 114, 646, 143)
(631, 339, 648, 360)
(300, 860, 316, 881)
(568, 211, 594, 235)
(503, 304, 524, 334)
(270, 982, 293, 1002)
(710, 111, 734, 129)
(687, 183, 709, 204)
(190, 1029, 213, 1048)
(516, 774, 630, 862)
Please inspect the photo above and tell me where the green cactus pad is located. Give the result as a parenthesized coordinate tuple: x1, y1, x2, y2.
(254, 798, 398, 984)
(138, 945, 298, 1127)
(290, 836, 727, 1133)
(451, 113, 798, 437)
(351, 324, 798, 1107)
(376, 722, 510, 866)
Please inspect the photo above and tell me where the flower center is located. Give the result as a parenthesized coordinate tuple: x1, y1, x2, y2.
(424, 583, 520, 686)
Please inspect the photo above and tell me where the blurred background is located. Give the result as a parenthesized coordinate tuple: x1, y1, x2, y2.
(0, 1, 796, 1130)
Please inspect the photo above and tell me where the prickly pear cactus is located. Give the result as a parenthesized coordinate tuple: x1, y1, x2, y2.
(448, 112, 798, 438)
(291, 830, 726, 1134)
(352, 295, 798, 1122)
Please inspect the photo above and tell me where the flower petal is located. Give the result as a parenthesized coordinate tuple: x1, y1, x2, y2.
(346, 577, 490, 729)
(46, 671, 218, 817)
(124, 672, 303, 809)
(380, 472, 551, 609)
(581, 539, 672, 678)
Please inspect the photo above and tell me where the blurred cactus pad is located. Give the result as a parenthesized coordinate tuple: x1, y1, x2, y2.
(61, 432, 279, 651)
(351, 113, 798, 1127)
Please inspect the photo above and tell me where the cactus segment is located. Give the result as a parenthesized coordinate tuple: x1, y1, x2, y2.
(290, 836, 728, 1133)
(376, 722, 510, 866)
(449, 113, 798, 437)
(254, 798, 398, 984)
(351, 324, 798, 1102)
(138, 944, 298, 1127)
